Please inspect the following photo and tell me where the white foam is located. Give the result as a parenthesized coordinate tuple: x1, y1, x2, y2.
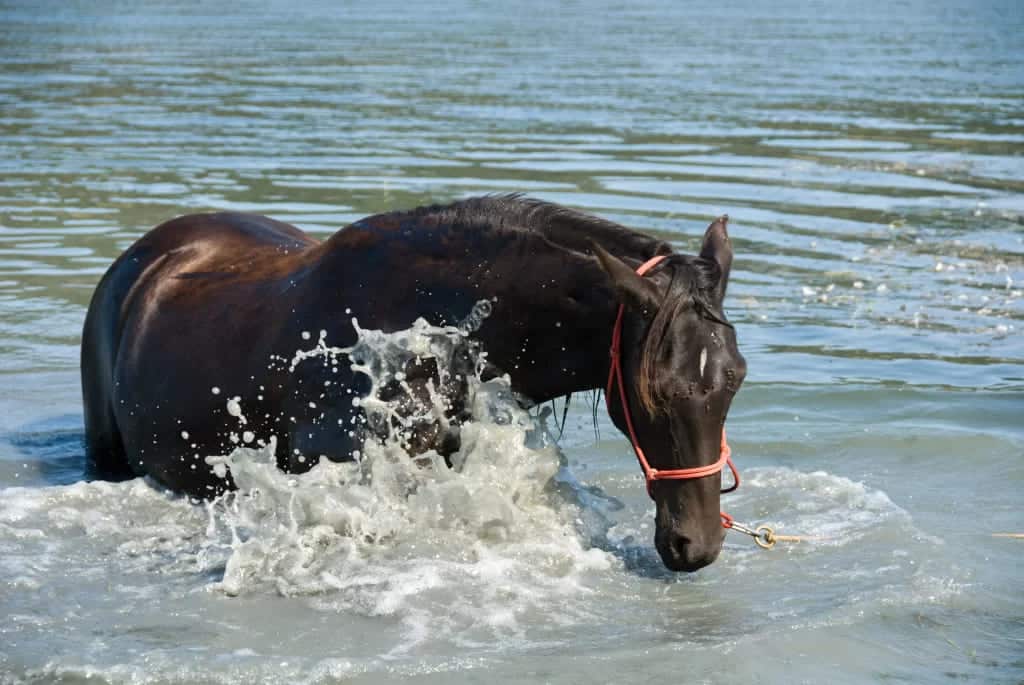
(736, 467, 913, 547)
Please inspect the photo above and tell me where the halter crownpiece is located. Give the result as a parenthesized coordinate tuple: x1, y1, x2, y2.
(605, 254, 740, 528)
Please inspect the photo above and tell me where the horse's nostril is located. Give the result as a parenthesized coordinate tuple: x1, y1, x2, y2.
(670, 534, 692, 560)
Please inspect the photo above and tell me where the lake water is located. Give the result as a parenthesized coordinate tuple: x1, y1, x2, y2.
(1, 1, 1022, 683)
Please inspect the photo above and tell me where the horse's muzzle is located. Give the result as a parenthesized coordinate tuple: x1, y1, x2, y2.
(655, 526, 725, 572)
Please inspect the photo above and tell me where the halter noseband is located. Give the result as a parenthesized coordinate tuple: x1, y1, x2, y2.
(605, 254, 739, 528)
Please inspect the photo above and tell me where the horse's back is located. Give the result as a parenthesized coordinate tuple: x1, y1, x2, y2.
(80, 212, 317, 482)
(111, 213, 316, 273)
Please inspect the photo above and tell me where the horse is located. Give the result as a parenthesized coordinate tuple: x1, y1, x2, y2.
(81, 195, 746, 572)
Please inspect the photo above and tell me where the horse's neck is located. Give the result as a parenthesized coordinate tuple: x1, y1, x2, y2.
(458, 242, 619, 404)
(316, 218, 630, 404)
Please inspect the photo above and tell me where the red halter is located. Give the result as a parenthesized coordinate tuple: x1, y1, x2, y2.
(605, 254, 739, 528)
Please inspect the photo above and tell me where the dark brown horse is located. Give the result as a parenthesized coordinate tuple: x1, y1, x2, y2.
(81, 196, 745, 571)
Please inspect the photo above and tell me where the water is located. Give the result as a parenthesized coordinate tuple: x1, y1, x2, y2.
(1, 0, 1022, 682)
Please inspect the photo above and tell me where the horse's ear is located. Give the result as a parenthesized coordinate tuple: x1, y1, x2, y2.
(700, 215, 733, 301)
(592, 242, 661, 318)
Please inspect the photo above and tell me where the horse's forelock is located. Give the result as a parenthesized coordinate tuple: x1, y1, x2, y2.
(637, 256, 725, 416)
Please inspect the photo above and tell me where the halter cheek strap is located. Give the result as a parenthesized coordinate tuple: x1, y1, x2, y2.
(604, 254, 740, 528)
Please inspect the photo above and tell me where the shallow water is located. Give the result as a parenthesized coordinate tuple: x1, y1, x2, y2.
(1, 1, 1023, 683)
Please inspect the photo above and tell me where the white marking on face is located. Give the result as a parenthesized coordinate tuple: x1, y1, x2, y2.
(699, 347, 708, 378)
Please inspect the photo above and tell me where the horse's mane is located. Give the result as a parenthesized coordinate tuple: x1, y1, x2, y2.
(394, 194, 727, 416)
(402, 194, 671, 261)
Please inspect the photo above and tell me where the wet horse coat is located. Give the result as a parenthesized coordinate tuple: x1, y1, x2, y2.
(82, 196, 745, 571)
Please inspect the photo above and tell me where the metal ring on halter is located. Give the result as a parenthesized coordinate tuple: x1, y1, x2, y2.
(754, 525, 776, 550)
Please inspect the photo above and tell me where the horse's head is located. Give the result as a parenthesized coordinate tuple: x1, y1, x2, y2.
(595, 216, 746, 572)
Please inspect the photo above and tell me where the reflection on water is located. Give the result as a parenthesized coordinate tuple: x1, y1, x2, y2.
(0, 0, 1022, 683)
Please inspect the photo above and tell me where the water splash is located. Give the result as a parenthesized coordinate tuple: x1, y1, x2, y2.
(200, 315, 612, 645)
